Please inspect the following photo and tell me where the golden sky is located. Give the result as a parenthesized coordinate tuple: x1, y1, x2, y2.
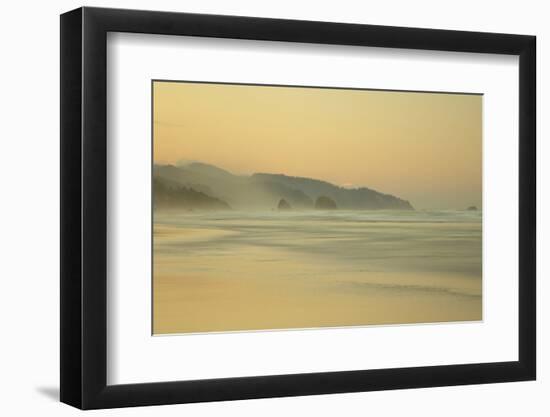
(153, 81, 481, 209)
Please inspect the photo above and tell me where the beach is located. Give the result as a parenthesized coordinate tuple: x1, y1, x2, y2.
(153, 210, 482, 334)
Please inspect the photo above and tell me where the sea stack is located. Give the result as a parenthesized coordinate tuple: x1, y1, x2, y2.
(278, 198, 292, 210)
(315, 196, 337, 210)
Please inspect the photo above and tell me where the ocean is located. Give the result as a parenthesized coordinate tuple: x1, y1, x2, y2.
(153, 210, 482, 334)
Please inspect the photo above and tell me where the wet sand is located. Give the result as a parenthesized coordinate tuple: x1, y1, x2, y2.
(153, 210, 482, 334)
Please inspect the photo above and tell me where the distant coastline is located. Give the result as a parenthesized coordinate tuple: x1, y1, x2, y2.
(153, 161, 414, 211)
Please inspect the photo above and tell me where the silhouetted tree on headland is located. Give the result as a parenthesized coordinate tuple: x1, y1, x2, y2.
(153, 177, 231, 210)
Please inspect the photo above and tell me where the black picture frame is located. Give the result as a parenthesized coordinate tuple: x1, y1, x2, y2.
(60, 6, 536, 410)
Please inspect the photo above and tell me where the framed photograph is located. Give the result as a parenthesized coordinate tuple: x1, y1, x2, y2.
(60, 6, 536, 409)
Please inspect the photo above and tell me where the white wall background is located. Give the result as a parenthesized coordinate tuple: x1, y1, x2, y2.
(0, 0, 545, 415)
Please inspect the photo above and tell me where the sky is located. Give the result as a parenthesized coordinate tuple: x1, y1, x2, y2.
(153, 81, 482, 210)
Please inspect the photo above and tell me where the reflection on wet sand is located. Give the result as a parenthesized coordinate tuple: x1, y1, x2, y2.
(153, 210, 482, 334)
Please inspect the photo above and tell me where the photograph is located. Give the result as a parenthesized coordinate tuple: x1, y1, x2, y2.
(54, 4, 538, 412)
(152, 80, 483, 335)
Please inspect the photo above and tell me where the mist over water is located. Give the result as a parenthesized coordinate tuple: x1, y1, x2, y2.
(153, 210, 482, 334)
